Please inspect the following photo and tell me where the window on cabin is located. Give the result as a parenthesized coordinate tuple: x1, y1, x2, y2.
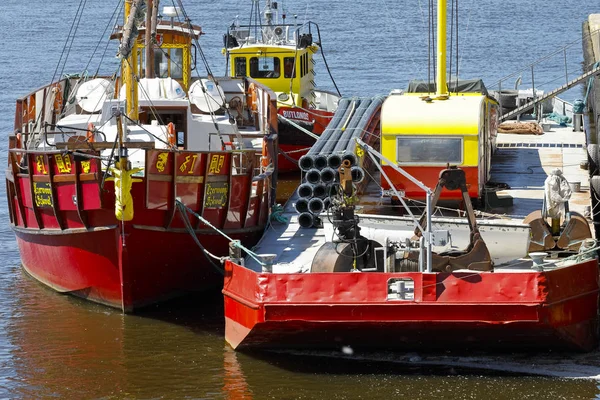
(153, 48, 184, 79)
(249, 57, 280, 78)
(283, 57, 295, 78)
(396, 137, 463, 164)
(234, 57, 247, 77)
(170, 48, 183, 79)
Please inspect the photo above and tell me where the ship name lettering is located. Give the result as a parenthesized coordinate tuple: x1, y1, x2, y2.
(208, 155, 225, 174)
(33, 182, 53, 207)
(282, 110, 310, 121)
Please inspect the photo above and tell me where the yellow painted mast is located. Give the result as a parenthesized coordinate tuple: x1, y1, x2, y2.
(436, 0, 448, 99)
(121, 0, 140, 121)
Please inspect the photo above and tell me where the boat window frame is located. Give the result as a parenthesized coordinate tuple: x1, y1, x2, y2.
(395, 135, 464, 165)
(234, 57, 247, 77)
(249, 56, 281, 79)
(283, 57, 296, 78)
(151, 47, 184, 80)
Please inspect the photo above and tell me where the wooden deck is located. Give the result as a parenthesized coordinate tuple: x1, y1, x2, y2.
(490, 120, 590, 218)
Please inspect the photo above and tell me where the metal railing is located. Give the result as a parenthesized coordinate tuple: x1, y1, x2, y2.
(492, 28, 600, 121)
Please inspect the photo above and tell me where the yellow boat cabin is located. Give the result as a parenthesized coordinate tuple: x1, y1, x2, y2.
(380, 81, 499, 201)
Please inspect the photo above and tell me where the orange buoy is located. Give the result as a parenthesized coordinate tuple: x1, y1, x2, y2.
(15, 132, 22, 164)
(261, 138, 269, 168)
(52, 84, 63, 115)
(248, 83, 258, 113)
(167, 122, 176, 147)
(86, 122, 95, 142)
(27, 95, 36, 123)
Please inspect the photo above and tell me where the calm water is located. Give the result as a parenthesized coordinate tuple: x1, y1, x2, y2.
(1, 0, 600, 398)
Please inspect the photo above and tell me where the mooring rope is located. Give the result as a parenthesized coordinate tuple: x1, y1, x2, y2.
(175, 200, 266, 267)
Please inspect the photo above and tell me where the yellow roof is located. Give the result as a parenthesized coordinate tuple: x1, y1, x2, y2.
(381, 94, 485, 136)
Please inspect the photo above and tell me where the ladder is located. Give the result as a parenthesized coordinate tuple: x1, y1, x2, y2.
(499, 63, 600, 122)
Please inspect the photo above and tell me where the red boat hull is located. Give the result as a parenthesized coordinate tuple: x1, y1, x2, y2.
(16, 226, 261, 311)
(7, 149, 273, 312)
(277, 106, 334, 173)
(223, 259, 600, 351)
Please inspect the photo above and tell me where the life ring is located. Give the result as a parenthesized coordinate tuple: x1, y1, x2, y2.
(52, 84, 63, 115)
(261, 138, 269, 169)
(15, 132, 22, 164)
(167, 122, 176, 147)
(86, 122, 95, 142)
(248, 83, 258, 113)
(27, 95, 36, 123)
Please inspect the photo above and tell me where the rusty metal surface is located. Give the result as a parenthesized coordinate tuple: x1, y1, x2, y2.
(524, 210, 556, 251)
(557, 212, 593, 250)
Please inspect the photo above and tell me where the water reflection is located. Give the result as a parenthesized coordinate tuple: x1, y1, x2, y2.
(5, 270, 229, 398)
(4, 267, 600, 399)
(224, 349, 600, 400)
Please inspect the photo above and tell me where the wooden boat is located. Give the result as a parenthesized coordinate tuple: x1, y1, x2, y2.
(222, 0, 600, 352)
(6, 0, 279, 312)
(223, 0, 340, 172)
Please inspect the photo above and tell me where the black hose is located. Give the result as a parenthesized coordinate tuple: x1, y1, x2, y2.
(175, 201, 224, 276)
(312, 22, 341, 97)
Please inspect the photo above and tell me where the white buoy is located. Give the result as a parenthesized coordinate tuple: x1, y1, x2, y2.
(76, 78, 112, 113)
(189, 79, 225, 113)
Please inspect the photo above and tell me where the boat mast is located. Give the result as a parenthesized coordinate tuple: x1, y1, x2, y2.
(145, 0, 156, 79)
(436, 0, 448, 99)
(120, 0, 142, 121)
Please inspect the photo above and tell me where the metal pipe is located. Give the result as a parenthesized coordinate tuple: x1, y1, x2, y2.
(426, 190, 432, 272)
(350, 166, 364, 183)
(307, 97, 351, 155)
(342, 96, 385, 158)
(298, 183, 314, 198)
(318, 98, 359, 156)
(298, 212, 314, 228)
(299, 154, 314, 171)
(436, 0, 448, 98)
(334, 98, 371, 153)
(323, 197, 331, 210)
(308, 197, 324, 214)
(342, 152, 357, 166)
(313, 154, 328, 170)
(306, 168, 321, 184)
(295, 198, 309, 213)
(327, 153, 342, 169)
(320, 167, 336, 184)
(312, 183, 327, 199)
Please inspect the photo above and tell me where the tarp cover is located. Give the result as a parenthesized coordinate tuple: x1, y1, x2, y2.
(407, 79, 489, 96)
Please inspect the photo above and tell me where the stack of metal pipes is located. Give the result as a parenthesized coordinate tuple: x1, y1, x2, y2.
(294, 96, 384, 228)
